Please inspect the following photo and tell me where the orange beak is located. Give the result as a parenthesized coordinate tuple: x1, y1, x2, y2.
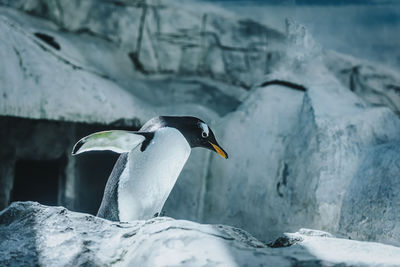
(209, 141, 228, 159)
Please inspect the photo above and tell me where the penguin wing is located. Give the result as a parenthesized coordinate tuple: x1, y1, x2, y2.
(72, 130, 146, 155)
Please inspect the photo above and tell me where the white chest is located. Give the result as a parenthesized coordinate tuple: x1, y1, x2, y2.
(118, 127, 191, 221)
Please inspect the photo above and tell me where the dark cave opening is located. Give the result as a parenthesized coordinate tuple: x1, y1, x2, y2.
(74, 151, 120, 215)
(0, 115, 140, 213)
(11, 158, 63, 206)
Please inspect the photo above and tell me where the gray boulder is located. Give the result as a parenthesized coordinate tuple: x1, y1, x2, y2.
(203, 82, 305, 240)
(323, 50, 400, 115)
(204, 66, 400, 242)
(339, 141, 400, 246)
(2, 202, 400, 266)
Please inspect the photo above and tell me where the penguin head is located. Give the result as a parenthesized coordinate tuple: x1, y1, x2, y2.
(140, 116, 228, 159)
(181, 117, 228, 159)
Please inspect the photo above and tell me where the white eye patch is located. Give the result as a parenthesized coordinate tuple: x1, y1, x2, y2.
(199, 122, 209, 138)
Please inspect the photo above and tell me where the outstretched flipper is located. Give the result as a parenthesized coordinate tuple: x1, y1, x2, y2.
(72, 130, 146, 155)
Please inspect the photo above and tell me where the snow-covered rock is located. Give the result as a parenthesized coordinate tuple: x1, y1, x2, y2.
(2, 202, 400, 267)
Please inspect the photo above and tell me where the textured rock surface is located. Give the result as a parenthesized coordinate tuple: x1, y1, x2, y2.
(339, 141, 400, 246)
(204, 66, 400, 241)
(204, 82, 305, 240)
(0, 4, 245, 222)
(323, 50, 400, 115)
(0, 0, 286, 89)
(0, 7, 153, 126)
(2, 202, 400, 267)
(0, 6, 244, 125)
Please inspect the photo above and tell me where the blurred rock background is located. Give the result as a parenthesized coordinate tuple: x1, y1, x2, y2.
(0, 0, 399, 247)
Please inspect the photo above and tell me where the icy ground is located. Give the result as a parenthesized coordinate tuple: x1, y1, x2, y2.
(1, 202, 400, 267)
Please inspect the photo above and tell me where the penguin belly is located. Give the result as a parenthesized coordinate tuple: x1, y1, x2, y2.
(117, 127, 191, 221)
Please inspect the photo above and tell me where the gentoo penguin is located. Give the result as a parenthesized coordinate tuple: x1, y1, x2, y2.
(72, 116, 228, 221)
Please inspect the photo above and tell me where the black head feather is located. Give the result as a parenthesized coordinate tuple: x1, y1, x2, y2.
(140, 116, 228, 158)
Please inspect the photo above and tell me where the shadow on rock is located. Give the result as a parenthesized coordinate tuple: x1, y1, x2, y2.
(0, 201, 40, 266)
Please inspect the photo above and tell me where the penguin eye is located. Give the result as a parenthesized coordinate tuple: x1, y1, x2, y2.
(199, 122, 209, 138)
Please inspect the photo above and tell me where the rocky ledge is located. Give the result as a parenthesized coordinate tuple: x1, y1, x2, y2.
(1, 202, 400, 266)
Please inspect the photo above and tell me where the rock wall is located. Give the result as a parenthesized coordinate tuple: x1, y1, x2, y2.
(0, 7, 153, 125)
(339, 141, 400, 246)
(203, 83, 305, 240)
(0, 0, 286, 89)
(323, 50, 400, 115)
(204, 70, 400, 241)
